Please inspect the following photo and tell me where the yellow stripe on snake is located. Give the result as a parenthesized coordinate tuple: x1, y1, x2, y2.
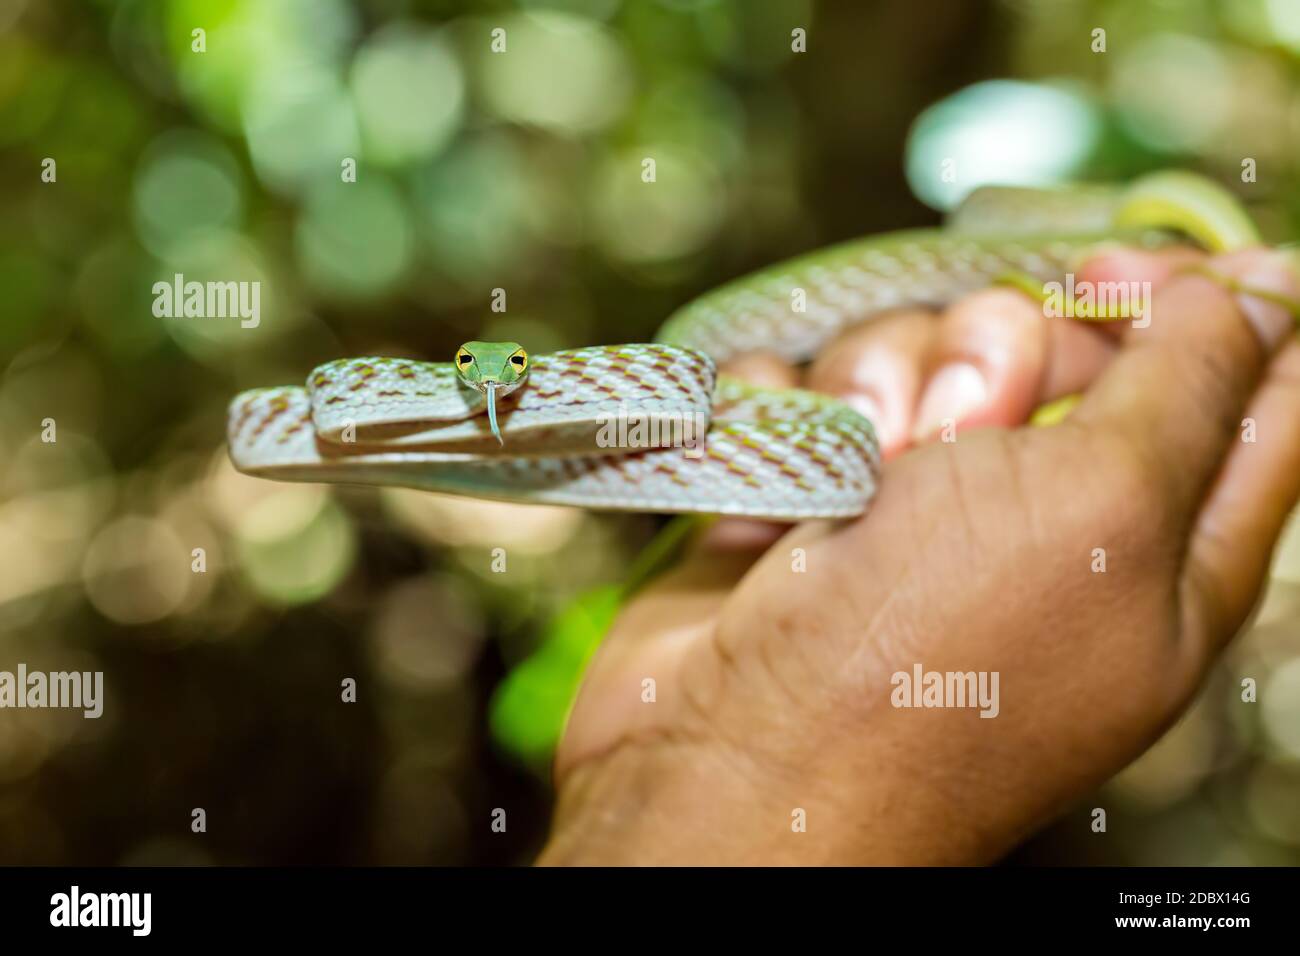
(227, 172, 1291, 521)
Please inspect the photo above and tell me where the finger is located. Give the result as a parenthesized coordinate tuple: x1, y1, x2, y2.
(1074, 249, 1300, 522)
(1074, 246, 1206, 286)
(1072, 247, 1207, 342)
(805, 309, 937, 455)
(1181, 338, 1300, 662)
(1017, 249, 1208, 403)
(1033, 248, 1206, 394)
(719, 351, 799, 390)
(1038, 318, 1118, 399)
(910, 288, 1113, 441)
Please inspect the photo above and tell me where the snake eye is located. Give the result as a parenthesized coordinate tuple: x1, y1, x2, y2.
(456, 349, 474, 367)
(510, 351, 527, 368)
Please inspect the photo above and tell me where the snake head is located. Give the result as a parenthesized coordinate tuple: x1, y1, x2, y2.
(454, 341, 529, 445)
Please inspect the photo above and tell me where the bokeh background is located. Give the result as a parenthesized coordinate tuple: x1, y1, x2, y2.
(2, 0, 1300, 865)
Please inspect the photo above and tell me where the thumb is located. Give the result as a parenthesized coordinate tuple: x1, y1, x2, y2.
(1072, 249, 1300, 523)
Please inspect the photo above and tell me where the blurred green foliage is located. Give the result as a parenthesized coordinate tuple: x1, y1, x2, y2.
(2, 0, 1300, 865)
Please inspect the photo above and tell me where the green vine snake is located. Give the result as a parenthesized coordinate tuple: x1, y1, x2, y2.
(228, 171, 1300, 522)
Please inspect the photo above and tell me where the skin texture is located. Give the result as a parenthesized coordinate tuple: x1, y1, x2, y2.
(537, 247, 1300, 865)
(454, 340, 529, 444)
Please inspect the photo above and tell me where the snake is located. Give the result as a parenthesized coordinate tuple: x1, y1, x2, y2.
(227, 171, 1296, 522)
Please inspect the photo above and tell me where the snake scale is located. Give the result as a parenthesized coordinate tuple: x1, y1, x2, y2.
(227, 172, 1268, 521)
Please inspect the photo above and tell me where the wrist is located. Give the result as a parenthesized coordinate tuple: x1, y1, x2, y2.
(537, 731, 908, 866)
(537, 733, 786, 865)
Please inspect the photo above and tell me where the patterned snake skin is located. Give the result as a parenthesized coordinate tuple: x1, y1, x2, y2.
(228, 222, 1174, 520)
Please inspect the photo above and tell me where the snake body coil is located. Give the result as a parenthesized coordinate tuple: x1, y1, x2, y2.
(229, 173, 1254, 521)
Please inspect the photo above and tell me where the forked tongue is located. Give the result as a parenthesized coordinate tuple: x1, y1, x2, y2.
(485, 383, 503, 445)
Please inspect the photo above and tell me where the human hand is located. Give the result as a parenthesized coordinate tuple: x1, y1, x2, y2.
(539, 248, 1300, 865)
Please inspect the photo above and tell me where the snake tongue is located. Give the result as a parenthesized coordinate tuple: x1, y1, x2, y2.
(485, 383, 503, 445)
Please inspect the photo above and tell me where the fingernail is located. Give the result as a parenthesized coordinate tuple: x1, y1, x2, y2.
(1234, 252, 1300, 352)
(912, 362, 987, 442)
(841, 392, 896, 449)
